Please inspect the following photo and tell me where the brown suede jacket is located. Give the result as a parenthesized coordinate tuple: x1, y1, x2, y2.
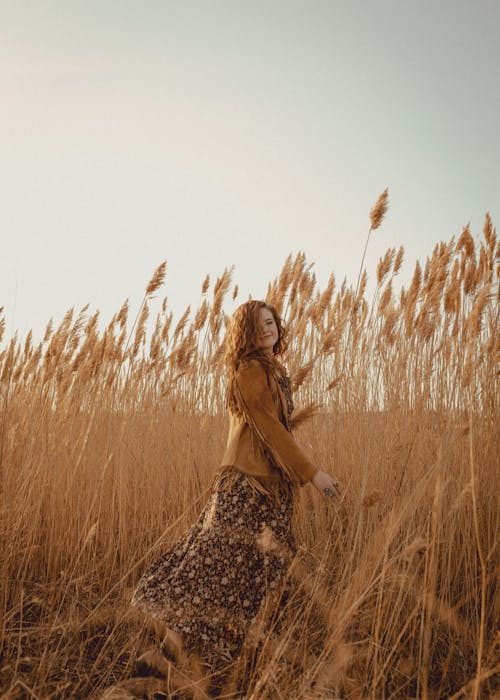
(220, 358, 317, 487)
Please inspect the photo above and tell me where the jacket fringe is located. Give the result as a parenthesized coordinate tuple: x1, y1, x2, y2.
(212, 464, 294, 503)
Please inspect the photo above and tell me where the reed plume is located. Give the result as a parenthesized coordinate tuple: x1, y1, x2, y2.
(370, 187, 389, 231)
(145, 261, 167, 296)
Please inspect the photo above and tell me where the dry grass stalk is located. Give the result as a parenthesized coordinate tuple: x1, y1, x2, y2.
(379, 279, 393, 315)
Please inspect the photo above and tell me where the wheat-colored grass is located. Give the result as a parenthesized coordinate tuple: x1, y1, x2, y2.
(0, 213, 499, 699)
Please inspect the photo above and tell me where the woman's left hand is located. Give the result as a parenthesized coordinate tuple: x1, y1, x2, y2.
(311, 470, 341, 501)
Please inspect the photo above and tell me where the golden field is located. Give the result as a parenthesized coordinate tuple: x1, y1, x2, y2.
(0, 211, 499, 698)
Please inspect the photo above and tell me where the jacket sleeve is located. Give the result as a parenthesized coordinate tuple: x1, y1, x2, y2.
(235, 359, 317, 485)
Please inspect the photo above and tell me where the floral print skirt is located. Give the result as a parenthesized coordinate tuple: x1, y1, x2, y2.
(131, 469, 296, 663)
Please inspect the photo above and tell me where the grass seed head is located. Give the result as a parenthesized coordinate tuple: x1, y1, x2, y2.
(201, 274, 210, 294)
(370, 187, 389, 230)
(146, 261, 167, 296)
(457, 224, 475, 258)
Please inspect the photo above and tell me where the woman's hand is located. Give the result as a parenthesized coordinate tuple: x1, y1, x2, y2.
(311, 470, 341, 501)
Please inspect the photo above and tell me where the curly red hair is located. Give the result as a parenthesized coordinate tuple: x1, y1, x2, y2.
(224, 300, 287, 413)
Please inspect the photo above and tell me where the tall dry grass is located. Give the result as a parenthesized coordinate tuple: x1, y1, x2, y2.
(0, 207, 499, 698)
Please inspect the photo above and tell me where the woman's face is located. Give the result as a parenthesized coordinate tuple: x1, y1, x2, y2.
(257, 306, 279, 355)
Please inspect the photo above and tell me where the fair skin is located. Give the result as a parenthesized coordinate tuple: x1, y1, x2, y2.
(257, 306, 280, 355)
(257, 306, 341, 502)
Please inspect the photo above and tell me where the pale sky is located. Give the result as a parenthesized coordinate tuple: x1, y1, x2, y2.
(1, 0, 499, 341)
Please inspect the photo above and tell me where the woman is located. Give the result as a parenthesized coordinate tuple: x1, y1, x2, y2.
(131, 300, 340, 675)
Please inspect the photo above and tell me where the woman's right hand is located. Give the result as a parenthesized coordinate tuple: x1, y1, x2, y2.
(311, 470, 341, 501)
